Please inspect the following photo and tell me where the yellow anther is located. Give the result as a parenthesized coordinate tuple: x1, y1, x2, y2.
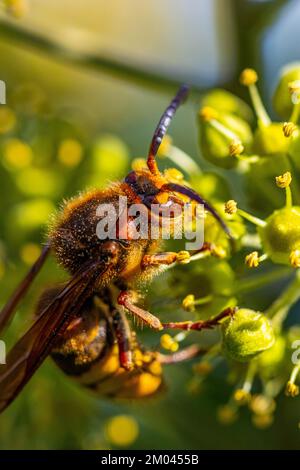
(240, 68, 258, 86)
(211, 245, 227, 259)
(252, 413, 273, 429)
(285, 381, 299, 397)
(157, 135, 172, 157)
(283, 122, 297, 138)
(131, 158, 148, 171)
(199, 106, 218, 122)
(182, 294, 195, 312)
(164, 167, 184, 183)
(249, 394, 276, 415)
(245, 251, 259, 268)
(177, 250, 191, 264)
(229, 140, 244, 157)
(290, 250, 300, 268)
(275, 171, 292, 188)
(224, 199, 237, 215)
(160, 334, 179, 352)
(233, 389, 251, 405)
(288, 80, 300, 96)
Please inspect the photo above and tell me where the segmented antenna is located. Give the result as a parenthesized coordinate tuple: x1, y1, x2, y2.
(147, 85, 189, 175)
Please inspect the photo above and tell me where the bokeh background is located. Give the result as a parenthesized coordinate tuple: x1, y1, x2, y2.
(0, 0, 299, 450)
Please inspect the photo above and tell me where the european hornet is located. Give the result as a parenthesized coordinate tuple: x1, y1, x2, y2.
(0, 86, 233, 412)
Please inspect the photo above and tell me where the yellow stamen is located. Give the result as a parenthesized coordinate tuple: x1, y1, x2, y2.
(249, 394, 276, 415)
(245, 251, 266, 268)
(229, 140, 244, 157)
(240, 68, 258, 86)
(199, 106, 218, 122)
(233, 389, 251, 406)
(224, 199, 237, 215)
(275, 171, 292, 188)
(285, 381, 299, 397)
(276, 172, 293, 208)
(240, 68, 270, 126)
(290, 250, 300, 268)
(282, 122, 297, 138)
(288, 80, 300, 99)
(177, 250, 191, 264)
(182, 294, 195, 312)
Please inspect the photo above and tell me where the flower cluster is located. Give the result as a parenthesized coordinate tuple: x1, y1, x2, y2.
(155, 64, 300, 428)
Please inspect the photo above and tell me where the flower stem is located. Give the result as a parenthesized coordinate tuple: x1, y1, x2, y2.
(167, 146, 202, 176)
(209, 119, 239, 142)
(193, 295, 213, 306)
(290, 364, 300, 384)
(249, 84, 271, 127)
(237, 208, 266, 228)
(285, 186, 292, 209)
(234, 267, 291, 295)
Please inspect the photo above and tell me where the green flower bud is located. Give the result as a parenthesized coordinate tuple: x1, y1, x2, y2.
(201, 89, 254, 124)
(222, 309, 275, 362)
(258, 206, 300, 265)
(198, 112, 253, 169)
(273, 62, 300, 119)
(252, 123, 289, 156)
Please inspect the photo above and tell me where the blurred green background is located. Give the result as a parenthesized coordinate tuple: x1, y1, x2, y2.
(0, 0, 299, 450)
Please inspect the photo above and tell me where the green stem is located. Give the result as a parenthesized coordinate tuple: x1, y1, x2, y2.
(290, 364, 300, 384)
(209, 119, 239, 142)
(285, 186, 292, 209)
(243, 361, 257, 393)
(234, 267, 291, 295)
(249, 84, 271, 127)
(237, 208, 266, 228)
(167, 146, 202, 176)
(194, 295, 213, 306)
(265, 270, 300, 329)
